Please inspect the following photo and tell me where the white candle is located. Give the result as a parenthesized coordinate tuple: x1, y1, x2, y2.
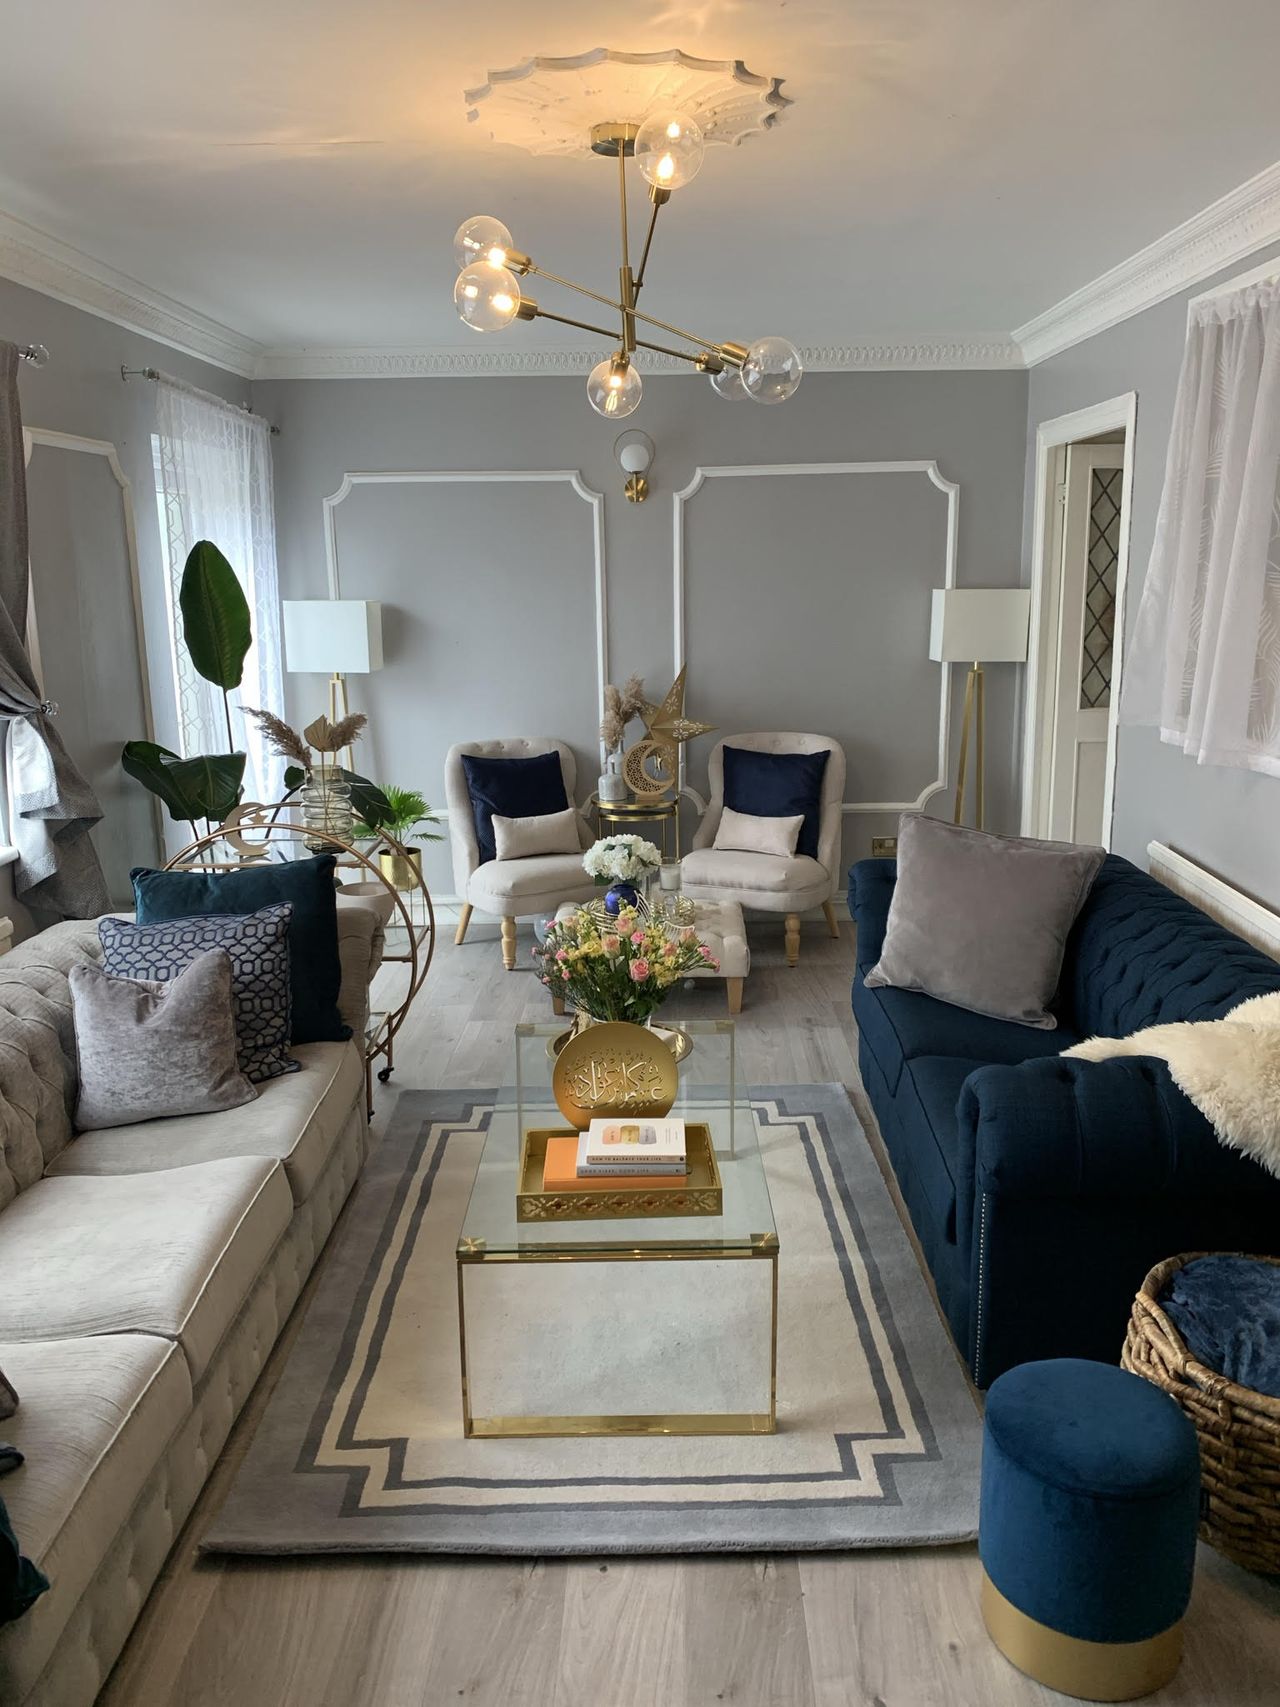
(659, 862, 682, 892)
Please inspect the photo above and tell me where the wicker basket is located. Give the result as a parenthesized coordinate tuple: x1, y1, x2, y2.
(1123, 1251, 1280, 1574)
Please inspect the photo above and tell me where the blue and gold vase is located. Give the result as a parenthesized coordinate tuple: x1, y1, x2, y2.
(603, 880, 640, 916)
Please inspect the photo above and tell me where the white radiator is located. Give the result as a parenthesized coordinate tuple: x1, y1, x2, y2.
(1147, 841, 1280, 962)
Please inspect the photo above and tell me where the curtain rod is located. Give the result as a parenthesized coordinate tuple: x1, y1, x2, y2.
(120, 364, 280, 435)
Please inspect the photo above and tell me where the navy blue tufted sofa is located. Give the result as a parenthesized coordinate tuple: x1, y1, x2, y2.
(849, 852, 1280, 1387)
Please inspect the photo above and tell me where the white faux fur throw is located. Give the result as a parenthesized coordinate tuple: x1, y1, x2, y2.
(1063, 992, 1280, 1179)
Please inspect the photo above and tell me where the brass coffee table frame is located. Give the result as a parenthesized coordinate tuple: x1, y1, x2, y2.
(456, 1233, 779, 1439)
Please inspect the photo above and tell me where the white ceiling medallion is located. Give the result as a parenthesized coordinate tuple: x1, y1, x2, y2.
(463, 47, 792, 157)
(454, 47, 802, 419)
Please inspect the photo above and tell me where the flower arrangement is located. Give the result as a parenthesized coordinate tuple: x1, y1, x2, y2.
(534, 904, 719, 1023)
(582, 835, 662, 885)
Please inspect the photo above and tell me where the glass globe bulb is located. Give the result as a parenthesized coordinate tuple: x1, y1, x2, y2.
(741, 336, 804, 405)
(453, 214, 514, 272)
(587, 357, 643, 419)
(709, 363, 749, 402)
(454, 261, 521, 332)
(634, 110, 705, 191)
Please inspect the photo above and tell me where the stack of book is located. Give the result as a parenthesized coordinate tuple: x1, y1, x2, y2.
(542, 1117, 688, 1192)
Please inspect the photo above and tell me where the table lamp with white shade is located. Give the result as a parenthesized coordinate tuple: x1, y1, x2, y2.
(929, 589, 1031, 830)
(282, 599, 384, 726)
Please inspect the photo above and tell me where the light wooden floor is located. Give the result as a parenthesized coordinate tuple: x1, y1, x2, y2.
(101, 911, 1280, 1707)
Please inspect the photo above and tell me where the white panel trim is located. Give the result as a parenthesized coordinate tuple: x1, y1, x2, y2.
(673, 461, 959, 813)
(1020, 394, 1137, 847)
(0, 209, 260, 378)
(1014, 159, 1280, 366)
(322, 468, 608, 756)
(1148, 841, 1280, 961)
(20, 426, 164, 852)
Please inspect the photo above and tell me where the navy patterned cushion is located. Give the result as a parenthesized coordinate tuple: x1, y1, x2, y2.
(98, 906, 299, 1084)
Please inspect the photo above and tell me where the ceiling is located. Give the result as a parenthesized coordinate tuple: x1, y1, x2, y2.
(3, 0, 1280, 368)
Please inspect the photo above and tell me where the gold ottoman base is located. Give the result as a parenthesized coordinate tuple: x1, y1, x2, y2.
(981, 1570, 1183, 1702)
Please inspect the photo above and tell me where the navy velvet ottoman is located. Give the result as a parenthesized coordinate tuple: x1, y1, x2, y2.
(979, 1359, 1200, 1701)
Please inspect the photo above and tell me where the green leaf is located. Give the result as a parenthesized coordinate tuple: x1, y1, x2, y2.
(337, 769, 392, 829)
(179, 541, 252, 691)
(122, 741, 246, 823)
(283, 764, 307, 792)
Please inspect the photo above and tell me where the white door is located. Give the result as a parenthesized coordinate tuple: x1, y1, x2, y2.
(1046, 442, 1125, 844)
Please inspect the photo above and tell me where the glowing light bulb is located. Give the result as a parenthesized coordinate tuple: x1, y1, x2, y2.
(635, 110, 704, 191)
(454, 262, 522, 332)
(453, 215, 514, 272)
(587, 357, 643, 419)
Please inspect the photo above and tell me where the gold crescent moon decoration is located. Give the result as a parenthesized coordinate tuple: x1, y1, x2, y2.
(618, 665, 713, 799)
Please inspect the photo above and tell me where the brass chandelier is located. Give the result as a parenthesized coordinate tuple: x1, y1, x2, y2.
(452, 110, 803, 418)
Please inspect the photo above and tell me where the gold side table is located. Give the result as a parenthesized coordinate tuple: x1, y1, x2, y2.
(595, 795, 681, 859)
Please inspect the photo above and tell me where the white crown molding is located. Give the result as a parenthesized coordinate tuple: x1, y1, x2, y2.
(1014, 158, 1280, 366)
(0, 209, 261, 378)
(253, 336, 1022, 380)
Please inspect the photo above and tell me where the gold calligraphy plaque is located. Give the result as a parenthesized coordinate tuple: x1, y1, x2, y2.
(551, 1020, 679, 1130)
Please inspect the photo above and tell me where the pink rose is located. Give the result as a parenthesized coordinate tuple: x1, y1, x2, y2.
(631, 930, 646, 947)
(601, 934, 621, 954)
(561, 967, 571, 980)
(555, 948, 568, 962)
(662, 941, 676, 956)
(678, 926, 696, 944)
(698, 943, 714, 959)
(629, 958, 651, 982)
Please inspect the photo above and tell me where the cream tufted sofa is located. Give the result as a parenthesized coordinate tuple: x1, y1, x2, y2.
(445, 737, 597, 969)
(681, 732, 847, 966)
(0, 904, 382, 1707)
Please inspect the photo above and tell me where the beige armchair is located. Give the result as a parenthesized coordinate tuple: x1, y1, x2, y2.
(681, 732, 846, 965)
(445, 738, 596, 969)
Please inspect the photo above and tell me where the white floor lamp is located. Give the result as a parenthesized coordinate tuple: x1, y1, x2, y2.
(930, 589, 1030, 830)
(282, 600, 384, 762)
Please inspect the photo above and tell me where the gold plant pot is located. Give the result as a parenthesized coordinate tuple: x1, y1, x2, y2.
(379, 848, 421, 891)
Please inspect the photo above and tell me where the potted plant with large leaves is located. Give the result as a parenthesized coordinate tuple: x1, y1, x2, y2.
(122, 541, 252, 843)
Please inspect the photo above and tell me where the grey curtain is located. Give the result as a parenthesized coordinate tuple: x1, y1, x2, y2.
(0, 342, 109, 918)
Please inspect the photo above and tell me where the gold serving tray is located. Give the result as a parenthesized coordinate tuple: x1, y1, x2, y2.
(516, 1122, 722, 1222)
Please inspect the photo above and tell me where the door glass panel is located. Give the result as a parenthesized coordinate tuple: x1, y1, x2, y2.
(1080, 468, 1121, 709)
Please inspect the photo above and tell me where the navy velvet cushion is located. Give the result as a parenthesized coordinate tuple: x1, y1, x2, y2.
(0, 1496, 47, 1626)
(980, 1359, 1199, 1644)
(461, 752, 569, 866)
(1162, 1255, 1280, 1399)
(130, 855, 349, 1045)
(722, 746, 829, 860)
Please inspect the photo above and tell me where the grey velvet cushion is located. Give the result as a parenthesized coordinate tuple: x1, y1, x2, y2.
(864, 815, 1106, 1029)
(98, 905, 297, 1083)
(70, 950, 256, 1131)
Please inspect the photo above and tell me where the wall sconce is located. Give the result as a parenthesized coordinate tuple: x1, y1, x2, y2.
(614, 429, 655, 503)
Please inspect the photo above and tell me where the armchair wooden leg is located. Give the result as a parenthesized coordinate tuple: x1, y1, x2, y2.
(500, 916, 517, 970)
(822, 900, 840, 939)
(454, 903, 473, 946)
(784, 913, 801, 966)
(726, 977, 743, 1016)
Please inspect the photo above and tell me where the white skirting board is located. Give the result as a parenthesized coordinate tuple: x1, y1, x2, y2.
(1147, 841, 1280, 962)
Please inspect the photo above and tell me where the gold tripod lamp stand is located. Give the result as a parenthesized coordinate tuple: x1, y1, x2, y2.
(930, 589, 1030, 830)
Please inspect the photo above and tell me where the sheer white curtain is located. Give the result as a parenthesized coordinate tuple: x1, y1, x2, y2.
(1123, 274, 1280, 773)
(154, 377, 285, 800)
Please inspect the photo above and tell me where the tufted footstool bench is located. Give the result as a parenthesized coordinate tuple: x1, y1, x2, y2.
(551, 897, 750, 1014)
(979, 1358, 1200, 1701)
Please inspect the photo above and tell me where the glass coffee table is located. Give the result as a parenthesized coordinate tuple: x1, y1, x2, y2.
(456, 1019, 778, 1439)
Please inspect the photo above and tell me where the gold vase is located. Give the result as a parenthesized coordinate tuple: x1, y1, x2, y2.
(379, 847, 421, 891)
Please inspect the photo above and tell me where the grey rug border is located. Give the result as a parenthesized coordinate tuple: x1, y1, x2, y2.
(203, 1084, 981, 1557)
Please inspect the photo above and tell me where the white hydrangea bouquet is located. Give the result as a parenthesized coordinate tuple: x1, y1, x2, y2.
(582, 835, 662, 885)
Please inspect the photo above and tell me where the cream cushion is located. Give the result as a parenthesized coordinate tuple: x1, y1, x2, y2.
(713, 807, 804, 858)
(682, 848, 829, 902)
(466, 853, 596, 913)
(46, 1041, 362, 1207)
(492, 806, 582, 860)
(0, 1157, 291, 1384)
(0, 1335, 191, 1702)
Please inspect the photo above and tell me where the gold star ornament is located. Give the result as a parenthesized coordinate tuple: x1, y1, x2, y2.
(621, 666, 715, 797)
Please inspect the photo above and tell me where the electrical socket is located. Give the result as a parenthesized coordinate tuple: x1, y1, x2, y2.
(870, 836, 898, 859)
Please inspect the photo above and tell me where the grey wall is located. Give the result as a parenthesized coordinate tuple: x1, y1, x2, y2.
(3, 275, 253, 934)
(258, 368, 1029, 907)
(1025, 240, 1280, 909)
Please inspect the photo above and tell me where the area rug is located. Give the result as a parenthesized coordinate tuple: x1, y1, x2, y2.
(204, 1085, 981, 1555)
